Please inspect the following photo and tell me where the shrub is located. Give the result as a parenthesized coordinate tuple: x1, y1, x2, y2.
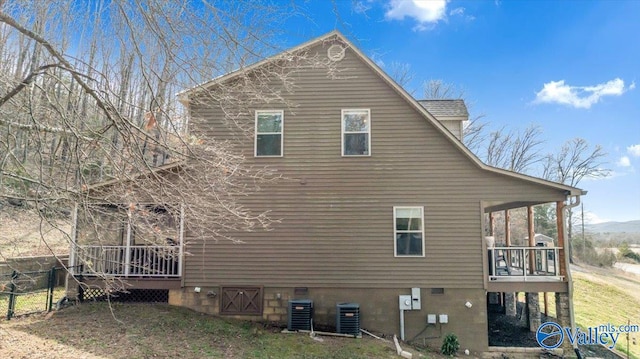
(441, 333, 460, 356)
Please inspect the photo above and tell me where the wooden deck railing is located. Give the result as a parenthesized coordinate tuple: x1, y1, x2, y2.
(488, 246, 562, 281)
(74, 245, 181, 277)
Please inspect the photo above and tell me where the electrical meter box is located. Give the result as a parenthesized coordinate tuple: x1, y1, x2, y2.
(399, 295, 412, 310)
(439, 314, 449, 323)
(427, 314, 437, 324)
(411, 288, 421, 310)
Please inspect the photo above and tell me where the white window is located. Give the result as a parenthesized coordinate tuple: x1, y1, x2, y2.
(394, 207, 425, 257)
(255, 110, 283, 157)
(342, 109, 370, 156)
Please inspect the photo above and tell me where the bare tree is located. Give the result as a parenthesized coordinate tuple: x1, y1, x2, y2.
(423, 79, 466, 100)
(0, 0, 328, 290)
(483, 125, 544, 173)
(388, 61, 415, 92)
(541, 138, 609, 262)
(542, 138, 609, 187)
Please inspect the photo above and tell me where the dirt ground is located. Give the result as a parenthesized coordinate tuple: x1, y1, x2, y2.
(0, 205, 70, 259)
(0, 303, 431, 359)
(487, 263, 640, 359)
(571, 262, 640, 302)
(488, 306, 623, 359)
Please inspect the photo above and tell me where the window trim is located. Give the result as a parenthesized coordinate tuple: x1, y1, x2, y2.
(393, 206, 425, 257)
(255, 110, 284, 157)
(341, 109, 371, 157)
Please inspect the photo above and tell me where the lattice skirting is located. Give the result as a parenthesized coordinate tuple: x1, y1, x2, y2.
(79, 287, 169, 303)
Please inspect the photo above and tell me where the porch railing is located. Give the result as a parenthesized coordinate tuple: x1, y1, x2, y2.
(488, 246, 562, 281)
(74, 245, 181, 277)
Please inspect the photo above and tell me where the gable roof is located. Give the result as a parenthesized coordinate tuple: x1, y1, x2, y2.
(84, 161, 184, 192)
(180, 30, 584, 197)
(418, 100, 469, 118)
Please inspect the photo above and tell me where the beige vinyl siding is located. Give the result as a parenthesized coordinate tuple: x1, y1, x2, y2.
(184, 42, 567, 289)
(438, 119, 463, 141)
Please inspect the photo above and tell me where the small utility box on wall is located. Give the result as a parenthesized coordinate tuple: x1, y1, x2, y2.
(399, 295, 412, 310)
(411, 288, 421, 310)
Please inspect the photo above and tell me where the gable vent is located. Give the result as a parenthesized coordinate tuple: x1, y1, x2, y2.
(327, 44, 345, 62)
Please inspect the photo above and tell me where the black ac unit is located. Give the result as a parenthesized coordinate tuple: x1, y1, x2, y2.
(336, 302, 360, 335)
(287, 299, 313, 331)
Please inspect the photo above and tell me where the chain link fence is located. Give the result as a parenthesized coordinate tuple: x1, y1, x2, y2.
(0, 267, 65, 320)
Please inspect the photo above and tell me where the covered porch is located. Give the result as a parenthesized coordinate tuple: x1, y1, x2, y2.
(69, 203, 184, 280)
(482, 199, 572, 293)
(482, 198, 576, 348)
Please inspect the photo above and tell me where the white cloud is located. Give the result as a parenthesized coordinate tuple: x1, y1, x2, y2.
(582, 211, 610, 225)
(617, 156, 631, 167)
(449, 7, 464, 16)
(449, 6, 475, 21)
(353, 1, 372, 15)
(533, 78, 633, 109)
(631, 81, 637, 90)
(385, 0, 448, 31)
(628, 144, 640, 157)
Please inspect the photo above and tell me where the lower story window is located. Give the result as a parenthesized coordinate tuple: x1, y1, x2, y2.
(394, 206, 424, 257)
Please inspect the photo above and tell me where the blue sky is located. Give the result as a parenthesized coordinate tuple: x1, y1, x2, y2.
(277, 0, 640, 223)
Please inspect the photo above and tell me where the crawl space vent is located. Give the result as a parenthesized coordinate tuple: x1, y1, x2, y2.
(336, 302, 360, 335)
(287, 299, 313, 331)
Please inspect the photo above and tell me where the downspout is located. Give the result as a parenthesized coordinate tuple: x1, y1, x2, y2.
(563, 195, 581, 357)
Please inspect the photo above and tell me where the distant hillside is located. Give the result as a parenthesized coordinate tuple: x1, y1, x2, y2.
(584, 220, 640, 234)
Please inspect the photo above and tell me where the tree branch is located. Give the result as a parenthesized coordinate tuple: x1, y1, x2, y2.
(0, 63, 60, 107)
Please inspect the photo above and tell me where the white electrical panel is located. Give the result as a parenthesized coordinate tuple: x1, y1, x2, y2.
(427, 314, 437, 324)
(411, 288, 421, 310)
(399, 295, 412, 310)
(439, 314, 448, 323)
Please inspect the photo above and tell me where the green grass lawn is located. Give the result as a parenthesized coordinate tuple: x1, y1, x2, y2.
(4, 302, 440, 359)
(572, 272, 640, 359)
(0, 287, 65, 318)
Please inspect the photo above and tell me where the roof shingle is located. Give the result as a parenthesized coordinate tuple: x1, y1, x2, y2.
(418, 99, 469, 118)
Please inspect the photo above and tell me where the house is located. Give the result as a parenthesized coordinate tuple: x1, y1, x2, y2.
(529, 233, 555, 247)
(68, 31, 584, 355)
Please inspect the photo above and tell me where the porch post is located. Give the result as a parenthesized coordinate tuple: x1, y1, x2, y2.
(504, 292, 517, 317)
(504, 209, 511, 267)
(69, 203, 79, 275)
(124, 205, 133, 277)
(527, 205, 535, 274)
(489, 212, 495, 236)
(65, 204, 81, 300)
(178, 203, 184, 278)
(504, 209, 511, 248)
(556, 201, 566, 277)
(544, 293, 549, 316)
(526, 292, 541, 332)
(503, 209, 517, 317)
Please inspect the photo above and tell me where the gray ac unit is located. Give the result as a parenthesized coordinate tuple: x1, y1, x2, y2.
(287, 299, 313, 331)
(336, 302, 360, 335)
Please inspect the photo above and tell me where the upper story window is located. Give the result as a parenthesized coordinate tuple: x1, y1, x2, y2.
(255, 110, 283, 157)
(342, 109, 370, 156)
(394, 206, 425, 257)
